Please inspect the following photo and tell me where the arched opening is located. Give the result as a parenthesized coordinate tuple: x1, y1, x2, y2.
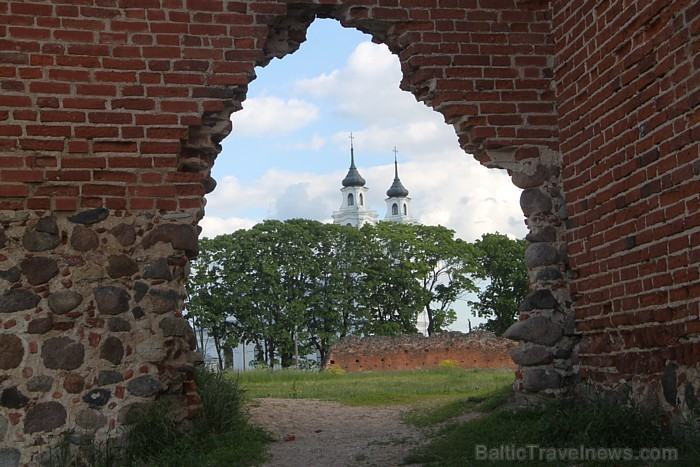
(190, 4, 567, 441)
(195, 13, 537, 376)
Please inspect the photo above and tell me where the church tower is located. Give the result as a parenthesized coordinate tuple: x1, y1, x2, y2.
(384, 149, 415, 224)
(332, 135, 379, 228)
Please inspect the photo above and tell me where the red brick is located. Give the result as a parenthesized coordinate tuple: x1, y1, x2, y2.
(40, 110, 85, 123)
(11, 3, 54, 16)
(53, 29, 95, 43)
(146, 127, 188, 139)
(19, 139, 65, 151)
(0, 156, 24, 168)
(53, 197, 78, 211)
(82, 184, 126, 196)
(77, 84, 118, 96)
(140, 141, 182, 154)
(0, 170, 45, 182)
(93, 141, 138, 153)
(108, 156, 153, 168)
(26, 125, 72, 137)
(27, 198, 51, 209)
(88, 112, 133, 124)
(94, 171, 138, 183)
(0, 184, 27, 197)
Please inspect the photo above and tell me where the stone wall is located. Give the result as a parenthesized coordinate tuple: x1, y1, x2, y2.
(0, 209, 201, 465)
(325, 332, 517, 372)
(0, 0, 697, 464)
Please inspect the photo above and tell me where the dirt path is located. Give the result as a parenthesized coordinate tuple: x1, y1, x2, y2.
(249, 398, 425, 467)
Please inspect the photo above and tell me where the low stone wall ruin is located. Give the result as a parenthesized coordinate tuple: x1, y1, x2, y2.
(325, 332, 517, 372)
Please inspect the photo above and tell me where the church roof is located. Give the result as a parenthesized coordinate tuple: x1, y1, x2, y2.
(341, 141, 366, 187)
(386, 156, 409, 198)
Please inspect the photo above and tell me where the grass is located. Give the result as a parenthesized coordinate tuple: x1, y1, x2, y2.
(124, 368, 271, 467)
(239, 367, 515, 406)
(46, 367, 271, 467)
(402, 383, 514, 427)
(404, 396, 700, 466)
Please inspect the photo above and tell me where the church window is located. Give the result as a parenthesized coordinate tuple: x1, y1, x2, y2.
(348, 193, 354, 206)
(359, 193, 364, 205)
(403, 204, 407, 215)
(392, 203, 399, 215)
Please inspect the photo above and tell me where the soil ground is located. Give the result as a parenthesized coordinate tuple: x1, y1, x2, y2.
(249, 398, 425, 466)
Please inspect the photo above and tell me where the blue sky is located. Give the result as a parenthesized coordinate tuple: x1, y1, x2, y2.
(202, 19, 528, 247)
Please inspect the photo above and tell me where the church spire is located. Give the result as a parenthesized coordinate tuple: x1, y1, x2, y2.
(384, 147, 414, 224)
(332, 133, 378, 228)
(386, 147, 409, 198)
(341, 133, 366, 187)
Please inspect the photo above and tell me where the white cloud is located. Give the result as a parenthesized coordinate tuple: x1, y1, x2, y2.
(329, 120, 458, 163)
(295, 42, 428, 126)
(205, 153, 526, 242)
(360, 156, 527, 242)
(267, 183, 337, 220)
(203, 168, 345, 233)
(199, 216, 258, 238)
(232, 96, 319, 136)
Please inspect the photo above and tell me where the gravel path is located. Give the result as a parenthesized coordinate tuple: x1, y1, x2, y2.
(249, 398, 425, 467)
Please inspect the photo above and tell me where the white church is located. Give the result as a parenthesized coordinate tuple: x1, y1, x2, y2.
(332, 137, 416, 227)
(331, 137, 428, 335)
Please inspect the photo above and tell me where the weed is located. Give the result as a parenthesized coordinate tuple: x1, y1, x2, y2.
(45, 367, 270, 467)
(405, 396, 700, 466)
(354, 453, 368, 462)
(325, 365, 347, 376)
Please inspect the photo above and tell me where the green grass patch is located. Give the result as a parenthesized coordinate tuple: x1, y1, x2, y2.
(405, 397, 700, 466)
(403, 383, 514, 428)
(125, 368, 271, 467)
(239, 368, 515, 407)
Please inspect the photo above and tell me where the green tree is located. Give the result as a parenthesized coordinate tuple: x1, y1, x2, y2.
(294, 220, 367, 365)
(186, 220, 498, 370)
(408, 224, 478, 336)
(363, 222, 478, 336)
(468, 233, 529, 335)
(185, 236, 241, 370)
(360, 223, 426, 335)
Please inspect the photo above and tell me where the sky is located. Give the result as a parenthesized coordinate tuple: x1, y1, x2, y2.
(201, 19, 528, 331)
(202, 19, 527, 244)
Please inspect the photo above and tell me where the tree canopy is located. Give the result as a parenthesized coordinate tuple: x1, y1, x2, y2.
(468, 233, 529, 335)
(185, 221, 528, 369)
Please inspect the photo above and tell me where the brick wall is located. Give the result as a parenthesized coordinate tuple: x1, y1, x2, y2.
(325, 332, 517, 372)
(0, 0, 697, 464)
(554, 0, 699, 414)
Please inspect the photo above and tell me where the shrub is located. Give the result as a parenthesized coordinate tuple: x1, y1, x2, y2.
(325, 365, 346, 376)
(438, 359, 459, 369)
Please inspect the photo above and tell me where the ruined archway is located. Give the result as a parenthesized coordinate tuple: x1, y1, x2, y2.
(0, 1, 697, 464)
